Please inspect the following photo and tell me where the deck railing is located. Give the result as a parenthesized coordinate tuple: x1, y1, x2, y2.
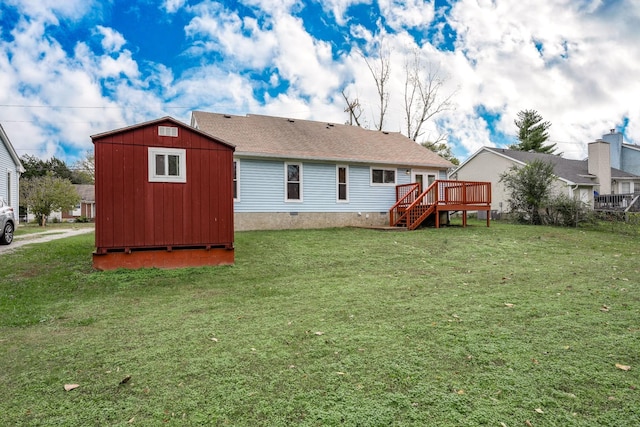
(594, 193, 640, 212)
(390, 180, 492, 229)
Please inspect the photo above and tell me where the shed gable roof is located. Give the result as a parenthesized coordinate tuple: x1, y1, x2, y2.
(91, 116, 235, 150)
(191, 112, 454, 169)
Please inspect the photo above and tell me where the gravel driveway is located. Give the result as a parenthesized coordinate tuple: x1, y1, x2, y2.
(0, 227, 94, 254)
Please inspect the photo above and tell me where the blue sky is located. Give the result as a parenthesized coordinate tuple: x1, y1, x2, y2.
(1, 0, 639, 165)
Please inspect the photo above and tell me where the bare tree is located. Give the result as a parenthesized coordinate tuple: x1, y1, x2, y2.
(342, 89, 364, 127)
(403, 50, 456, 143)
(361, 43, 391, 131)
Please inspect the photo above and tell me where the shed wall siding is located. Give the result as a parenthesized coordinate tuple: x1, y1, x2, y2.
(234, 158, 418, 213)
(94, 120, 234, 251)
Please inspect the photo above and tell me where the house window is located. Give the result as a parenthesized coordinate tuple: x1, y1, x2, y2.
(148, 147, 186, 183)
(158, 126, 178, 137)
(337, 165, 348, 202)
(371, 167, 396, 185)
(621, 181, 631, 194)
(233, 160, 239, 200)
(285, 162, 302, 201)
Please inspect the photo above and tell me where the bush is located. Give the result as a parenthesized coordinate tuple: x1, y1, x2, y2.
(74, 216, 91, 223)
(543, 194, 595, 226)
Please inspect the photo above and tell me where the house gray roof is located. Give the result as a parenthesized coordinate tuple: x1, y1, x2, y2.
(483, 147, 639, 184)
(74, 184, 95, 202)
(191, 111, 454, 169)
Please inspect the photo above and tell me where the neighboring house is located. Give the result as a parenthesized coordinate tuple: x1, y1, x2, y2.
(191, 112, 455, 231)
(62, 184, 96, 221)
(601, 129, 640, 177)
(91, 117, 235, 270)
(0, 123, 25, 220)
(450, 141, 640, 215)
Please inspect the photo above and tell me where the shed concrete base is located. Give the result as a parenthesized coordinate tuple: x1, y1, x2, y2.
(234, 211, 389, 231)
(93, 248, 234, 270)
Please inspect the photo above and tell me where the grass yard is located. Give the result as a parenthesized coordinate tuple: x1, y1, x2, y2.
(0, 221, 639, 426)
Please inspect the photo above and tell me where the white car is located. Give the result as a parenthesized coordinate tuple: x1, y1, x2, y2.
(0, 198, 15, 245)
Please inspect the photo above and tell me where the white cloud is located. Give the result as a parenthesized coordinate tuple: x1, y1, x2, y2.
(163, 0, 187, 13)
(95, 26, 126, 52)
(379, 0, 436, 30)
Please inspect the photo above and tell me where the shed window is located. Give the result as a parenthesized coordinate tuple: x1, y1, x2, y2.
(158, 126, 178, 137)
(285, 162, 302, 202)
(148, 147, 186, 183)
(371, 168, 396, 185)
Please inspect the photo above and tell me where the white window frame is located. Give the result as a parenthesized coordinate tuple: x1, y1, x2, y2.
(285, 162, 303, 202)
(336, 165, 349, 203)
(370, 167, 396, 186)
(148, 147, 186, 183)
(158, 126, 178, 137)
(233, 159, 240, 201)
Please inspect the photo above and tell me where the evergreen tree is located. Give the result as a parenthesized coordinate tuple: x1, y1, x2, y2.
(510, 109, 557, 154)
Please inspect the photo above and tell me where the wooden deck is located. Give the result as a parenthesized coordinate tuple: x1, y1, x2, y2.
(390, 180, 492, 229)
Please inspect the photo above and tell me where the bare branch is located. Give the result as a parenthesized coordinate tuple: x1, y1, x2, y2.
(403, 50, 456, 142)
(361, 43, 391, 131)
(342, 89, 363, 127)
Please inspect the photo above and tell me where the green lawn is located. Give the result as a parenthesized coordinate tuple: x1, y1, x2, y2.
(1, 221, 638, 426)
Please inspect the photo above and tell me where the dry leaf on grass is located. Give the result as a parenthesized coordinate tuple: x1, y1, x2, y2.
(600, 305, 610, 312)
(64, 384, 80, 391)
(504, 303, 514, 308)
(120, 375, 132, 384)
(615, 363, 631, 371)
(525, 420, 533, 427)
(535, 408, 544, 414)
(314, 331, 324, 336)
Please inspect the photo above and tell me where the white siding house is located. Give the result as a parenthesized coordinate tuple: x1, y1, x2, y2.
(0, 124, 24, 220)
(191, 112, 453, 230)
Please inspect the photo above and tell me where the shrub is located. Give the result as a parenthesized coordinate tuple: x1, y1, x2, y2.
(543, 193, 595, 226)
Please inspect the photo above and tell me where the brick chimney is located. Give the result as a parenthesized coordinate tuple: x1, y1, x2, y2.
(588, 139, 611, 195)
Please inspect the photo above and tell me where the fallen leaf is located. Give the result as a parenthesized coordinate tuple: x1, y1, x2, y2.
(314, 331, 324, 336)
(504, 303, 514, 308)
(616, 363, 631, 371)
(456, 389, 465, 395)
(127, 417, 135, 423)
(120, 375, 132, 384)
(535, 408, 544, 414)
(500, 423, 508, 427)
(336, 371, 346, 375)
(600, 305, 610, 312)
(210, 337, 218, 342)
(525, 420, 533, 427)
(64, 384, 80, 391)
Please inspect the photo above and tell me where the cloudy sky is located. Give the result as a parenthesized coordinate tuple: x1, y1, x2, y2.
(0, 0, 638, 165)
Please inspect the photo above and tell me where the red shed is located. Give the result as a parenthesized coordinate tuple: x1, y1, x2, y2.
(91, 117, 235, 270)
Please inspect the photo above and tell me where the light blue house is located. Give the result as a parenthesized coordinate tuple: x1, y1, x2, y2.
(0, 123, 24, 220)
(601, 129, 640, 189)
(191, 112, 454, 230)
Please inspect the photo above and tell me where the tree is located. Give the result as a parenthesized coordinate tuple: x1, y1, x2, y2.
(72, 151, 95, 184)
(510, 109, 557, 154)
(361, 43, 391, 131)
(499, 159, 555, 225)
(404, 51, 456, 144)
(20, 173, 80, 226)
(421, 141, 459, 166)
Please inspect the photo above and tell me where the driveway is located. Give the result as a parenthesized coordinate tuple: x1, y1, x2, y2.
(0, 227, 94, 254)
